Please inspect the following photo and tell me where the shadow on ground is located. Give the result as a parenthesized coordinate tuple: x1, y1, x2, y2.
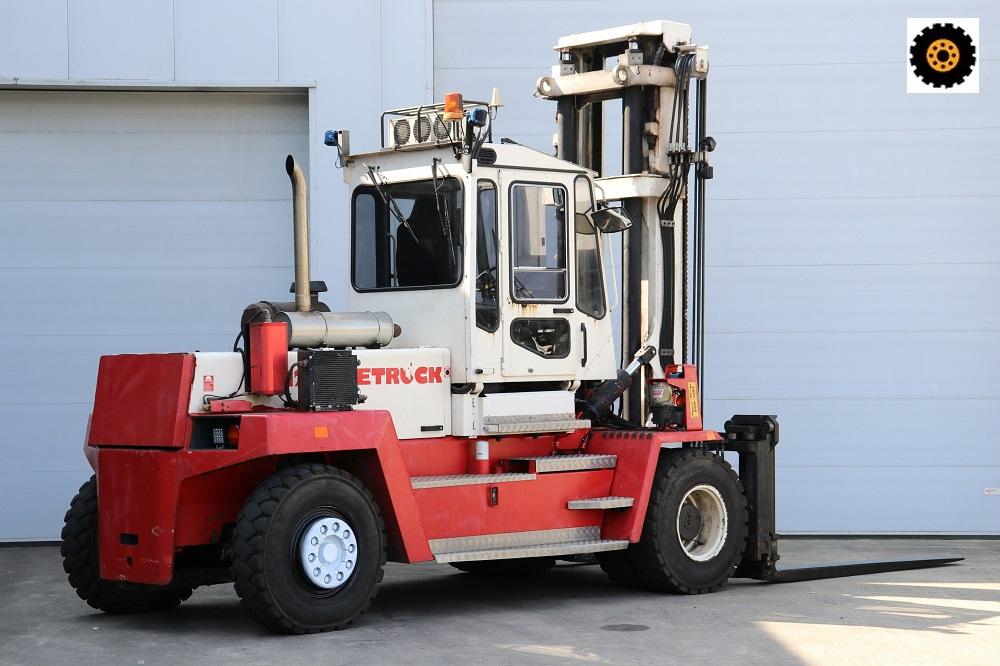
(1, 540, 996, 665)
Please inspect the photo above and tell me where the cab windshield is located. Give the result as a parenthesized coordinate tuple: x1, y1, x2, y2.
(352, 178, 464, 290)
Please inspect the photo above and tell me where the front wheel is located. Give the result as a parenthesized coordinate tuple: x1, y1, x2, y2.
(231, 464, 386, 634)
(599, 449, 748, 594)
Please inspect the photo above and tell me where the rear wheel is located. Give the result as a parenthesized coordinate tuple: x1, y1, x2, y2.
(61, 476, 193, 613)
(231, 464, 386, 634)
(598, 449, 747, 594)
(450, 557, 555, 577)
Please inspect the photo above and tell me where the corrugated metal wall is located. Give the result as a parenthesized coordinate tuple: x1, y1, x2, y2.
(0, 0, 432, 541)
(0, 90, 308, 540)
(434, 0, 1000, 533)
(0, 0, 994, 538)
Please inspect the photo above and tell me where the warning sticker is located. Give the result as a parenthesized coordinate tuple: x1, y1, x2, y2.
(203, 375, 215, 392)
(985, 488, 1000, 496)
(687, 381, 700, 419)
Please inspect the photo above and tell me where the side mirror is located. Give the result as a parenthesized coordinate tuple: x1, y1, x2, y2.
(589, 205, 633, 233)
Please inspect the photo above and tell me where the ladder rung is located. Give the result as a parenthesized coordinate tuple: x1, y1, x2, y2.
(436, 539, 628, 563)
(567, 496, 635, 510)
(430, 526, 600, 555)
(506, 453, 617, 473)
(411, 473, 535, 489)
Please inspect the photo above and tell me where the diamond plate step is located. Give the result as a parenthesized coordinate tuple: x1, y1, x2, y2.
(429, 526, 627, 563)
(481, 413, 591, 435)
(567, 496, 635, 510)
(506, 453, 617, 473)
(435, 539, 629, 563)
(411, 473, 535, 489)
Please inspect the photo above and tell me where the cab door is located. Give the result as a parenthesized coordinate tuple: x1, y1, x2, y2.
(499, 171, 582, 379)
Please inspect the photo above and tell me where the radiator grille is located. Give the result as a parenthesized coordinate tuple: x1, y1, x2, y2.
(297, 350, 360, 411)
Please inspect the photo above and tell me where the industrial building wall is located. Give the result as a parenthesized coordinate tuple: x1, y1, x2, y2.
(0, 0, 995, 540)
(434, 0, 1000, 533)
(0, 0, 433, 541)
(0, 90, 309, 540)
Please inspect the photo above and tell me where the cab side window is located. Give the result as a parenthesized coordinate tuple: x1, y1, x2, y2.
(475, 181, 499, 331)
(574, 176, 606, 318)
(509, 183, 568, 302)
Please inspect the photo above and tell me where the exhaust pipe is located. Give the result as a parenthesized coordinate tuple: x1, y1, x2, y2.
(286, 155, 310, 313)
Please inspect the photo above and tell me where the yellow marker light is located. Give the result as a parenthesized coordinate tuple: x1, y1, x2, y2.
(443, 92, 464, 121)
(313, 425, 329, 439)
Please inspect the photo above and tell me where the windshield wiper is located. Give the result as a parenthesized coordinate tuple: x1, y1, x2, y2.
(431, 159, 457, 270)
(365, 163, 419, 243)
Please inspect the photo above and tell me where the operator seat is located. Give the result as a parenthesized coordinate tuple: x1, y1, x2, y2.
(396, 197, 453, 287)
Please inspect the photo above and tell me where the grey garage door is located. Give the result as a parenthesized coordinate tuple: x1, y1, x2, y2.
(0, 90, 307, 540)
(433, 0, 1000, 533)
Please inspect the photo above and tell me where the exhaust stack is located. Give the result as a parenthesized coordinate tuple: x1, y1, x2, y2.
(286, 155, 311, 313)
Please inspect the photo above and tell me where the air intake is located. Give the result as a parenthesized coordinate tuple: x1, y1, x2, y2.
(476, 147, 497, 165)
(382, 97, 490, 149)
(390, 111, 452, 147)
(392, 119, 411, 146)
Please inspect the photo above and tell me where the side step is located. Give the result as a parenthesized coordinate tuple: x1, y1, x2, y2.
(430, 526, 628, 563)
(567, 496, 634, 510)
(507, 453, 617, 473)
(411, 473, 535, 489)
(482, 413, 591, 435)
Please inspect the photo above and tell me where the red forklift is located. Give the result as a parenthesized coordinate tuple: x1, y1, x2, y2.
(62, 21, 959, 633)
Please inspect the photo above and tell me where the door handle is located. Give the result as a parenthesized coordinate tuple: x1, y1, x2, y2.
(580, 323, 588, 367)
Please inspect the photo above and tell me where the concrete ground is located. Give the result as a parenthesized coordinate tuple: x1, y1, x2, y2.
(0, 539, 997, 665)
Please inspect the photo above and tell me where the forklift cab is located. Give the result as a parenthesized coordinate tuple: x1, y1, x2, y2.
(343, 139, 624, 391)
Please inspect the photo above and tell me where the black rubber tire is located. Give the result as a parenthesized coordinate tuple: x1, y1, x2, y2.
(450, 557, 555, 577)
(596, 549, 644, 589)
(61, 476, 193, 614)
(231, 464, 386, 634)
(909, 22, 976, 89)
(598, 449, 748, 594)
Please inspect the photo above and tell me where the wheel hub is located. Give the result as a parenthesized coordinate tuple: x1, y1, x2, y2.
(678, 503, 702, 541)
(676, 484, 728, 562)
(298, 516, 358, 590)
(926, 38, 959, 73)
